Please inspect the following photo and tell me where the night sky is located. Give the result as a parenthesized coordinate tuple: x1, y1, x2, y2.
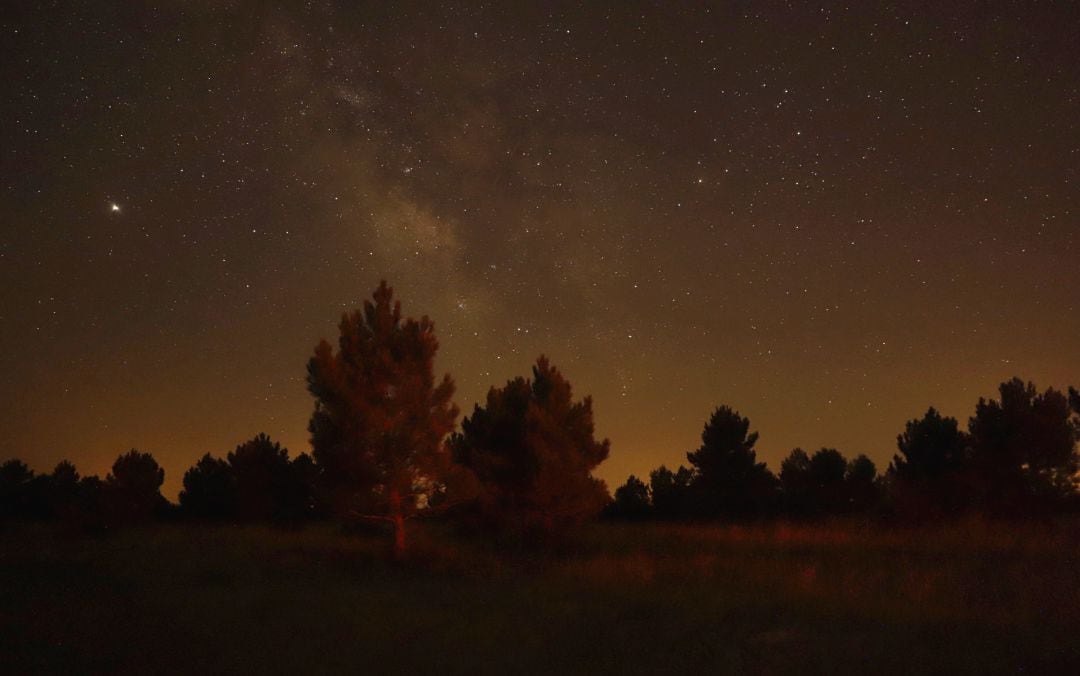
(3, 2, 1078, 499)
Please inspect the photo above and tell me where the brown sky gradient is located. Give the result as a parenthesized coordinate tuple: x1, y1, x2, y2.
(2, 2, 1078, 498)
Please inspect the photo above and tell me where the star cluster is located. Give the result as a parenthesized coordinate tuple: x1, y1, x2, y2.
(2, 3, 1078, 497)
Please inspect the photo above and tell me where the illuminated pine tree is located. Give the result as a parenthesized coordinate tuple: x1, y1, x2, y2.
(306, 281, 459, 557)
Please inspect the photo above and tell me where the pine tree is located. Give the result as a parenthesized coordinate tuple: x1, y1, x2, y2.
(969, 378, 1078, 512)
(807, 448, 848, 514)
(451, 356, 610, 534)
(180, 453, 236, 519)
(228, 433, 292, 520)
(779, 448, 813, 517)
(686, 406, 776, 518)
(649, 464, 695, 519)
(609, 475, 651, 520)
(105, 449, 166, 522)
(845, 454, 880, 513)
(0, 459, 35, 519)
(47, 460, 82, 519)
(890, 407, 971, 517)
(307, 281, 459, 557)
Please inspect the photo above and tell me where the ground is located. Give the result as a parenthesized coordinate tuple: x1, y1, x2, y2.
(2, 519, 1078, 674)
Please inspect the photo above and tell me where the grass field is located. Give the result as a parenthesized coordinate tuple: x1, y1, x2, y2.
(2, 519, 1079, 674)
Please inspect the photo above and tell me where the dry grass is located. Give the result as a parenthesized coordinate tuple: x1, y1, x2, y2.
(2, 518, 1078, 673)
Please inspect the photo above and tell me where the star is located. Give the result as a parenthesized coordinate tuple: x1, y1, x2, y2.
(1, 0, 1076, 511)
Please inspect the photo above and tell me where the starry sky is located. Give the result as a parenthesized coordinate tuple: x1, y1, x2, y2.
(3, 2, 1078, 499)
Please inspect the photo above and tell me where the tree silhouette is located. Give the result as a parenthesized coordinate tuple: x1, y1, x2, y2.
(780, 448, 877, 516)
(686, 406, 776, 518)
(890, 407, 971, 517)
(608, 475, 651, 520)
(307, 281, 459, 557)
(808, 448, 848, 514)
(845, 454, 880, 513)
(1, 459, 36, 519)
(50, 460, 79, 488)
(968, 378, 1078, 513)
(284, 452, 320, 520)
(649, 465, 695, 519)
(75, 474, 106, 527)
(46, 460, 82, 519)
(894, 407, 969, 481)
(180, 440, 318, 521)
(180, 453, 236, 519)
(450, 356, 610, 535)
(105, 449, 167, 522)
(228, 433, 293, 520)
(779, 449, 813, 517)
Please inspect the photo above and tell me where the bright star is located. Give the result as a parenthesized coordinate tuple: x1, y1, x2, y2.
(109, 202, 121, 213)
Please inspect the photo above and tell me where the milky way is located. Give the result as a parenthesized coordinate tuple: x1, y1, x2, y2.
(3, 2, 1078, 497)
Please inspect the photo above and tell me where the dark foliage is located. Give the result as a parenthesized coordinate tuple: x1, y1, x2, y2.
(686, 406, 777, 518)
(451, 356, 609, 535)
(649, 465, 695, 519)
(890, 407, 972, 518)
(894, 407, 970, 480)
(104, 449, 168, 522)
(180, 453, 236, 519)
(3, 351, 1076, 531)
(46, 462, 109, 528)
(779, 448, 880, 517)
(846, 454, 880, 513)
(179, 439, 319, 522)
(44, 460, 82, 519)
(607, 475, 651, 520)
(286, 452, 320, 519)
(968, 378, 1078, 514)
(807, 448, 848, 514)
(73, 475, 107, 527)
(228, 434, 292, 520)
(1, 459, 42, 519)
(779, 449, 812, 515)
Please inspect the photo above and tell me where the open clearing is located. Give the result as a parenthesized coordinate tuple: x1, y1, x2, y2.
(2, 520, 1078, 673)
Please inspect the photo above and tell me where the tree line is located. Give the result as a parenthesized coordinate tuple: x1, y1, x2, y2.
(608, 380, 1080, 521)
(2, 282, 1079, 554)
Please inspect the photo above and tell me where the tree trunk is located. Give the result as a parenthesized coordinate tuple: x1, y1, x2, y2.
(390, 489, 406, 560)
(393, 511, 406, 559)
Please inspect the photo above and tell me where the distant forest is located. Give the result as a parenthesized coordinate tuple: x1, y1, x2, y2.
(4, 282, 1079, 553)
